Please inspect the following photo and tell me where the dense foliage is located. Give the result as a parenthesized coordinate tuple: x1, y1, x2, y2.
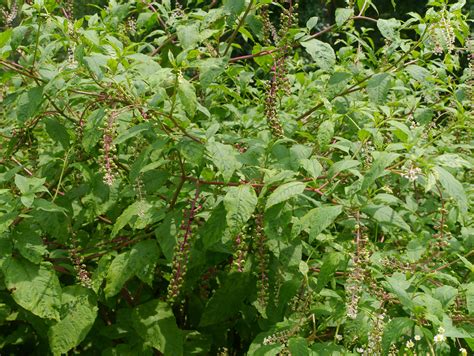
(0, 0, 473, 355)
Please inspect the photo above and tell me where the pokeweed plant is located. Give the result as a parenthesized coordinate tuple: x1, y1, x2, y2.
(0, 0, 473, 355)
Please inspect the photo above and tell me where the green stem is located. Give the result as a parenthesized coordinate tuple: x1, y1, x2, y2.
(53, 148, 71, 202)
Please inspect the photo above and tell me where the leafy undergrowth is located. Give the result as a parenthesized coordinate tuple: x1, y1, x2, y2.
(0, 0, 473, 355)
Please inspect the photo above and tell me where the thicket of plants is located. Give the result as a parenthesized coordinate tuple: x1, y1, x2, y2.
(0, 0, 473, 355)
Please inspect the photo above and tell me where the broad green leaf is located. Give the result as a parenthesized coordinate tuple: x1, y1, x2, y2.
(405, 64, 432, 84)
(435, 154, 472, 169)
(301, 39, 336, 71)
(111, 201, 152, 237)
(311, 342, 346, 354)
(131, 299, 183, 356)
(14, 174, 48, 195)
(114, 123, 152, 145)
(83, 54, 108, 80)
(104, 240, 160, 297)
(364, 205, 410, 232)
(335, 8, 354, 27)
(16, 86, 44, 123)
(367, 73, 391, 104)
(288, 337, 309, 356)
(178, 79, 197, 117)
(306, 16, 319, 30)
(224, 0, 245, 16)
(328, 160, 360, 177)
(2, 257, 61, 320)
(377, 18, 401, 40)
(382, 318, 414, 354)
(14, 229, 47, 264)
(265, 182, 306, 210)
(198, 58, 226, 88)
(317, 120, 334, 151)
(44, 118, 70, 149)
(177, 24, 200, 49)
(224, 185, 258, 233)
(200, 272, 251, 326)
(361, 152, 399, 191)
(433, 286, 458, 309)
(48, 286, 98, 356)
(434, 166, 468, 213)
(300, 158, 323, 179)
(299, 205, 343, 241)
(315, 252, 344, 292)
(383, 273, 414, 309)
(207, 142, 242, 182)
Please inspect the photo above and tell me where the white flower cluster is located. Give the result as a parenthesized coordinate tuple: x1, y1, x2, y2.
(401, 165, 422, 182)
(263, 329, 292, 346)
(433, 326, 447, 344)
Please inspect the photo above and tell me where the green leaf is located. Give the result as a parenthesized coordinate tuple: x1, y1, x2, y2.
(177, 24, 200, 49)
(377, 18, 401, 41)
(131, 299, 183, 356)
(361, 152, 399, 191)
(16, 86, 44, 123)
(433, 286, 458, 309)
(2, 257, 61, 320)
(405, 64, 432, 84)
(315, 252, 344, 292)
(367, 73, 391, 104)
(178, 79, 197, 117)
(363, 205, 411, 232)
(311, 342, 347, 354)
(114, 123, 152, 145)
(83, 54, 108, 80)
(14, 174, 48, 195)
(48, 286, 98, 356)
(434, 166, 468, 213)
(288, 337, 309, 356)
(104, 240, 160, 297)
(265, 182, 306, 210)
(306, 16, 319, 30)
(207, 142, 242, 182)
(300, 158, 323, 179)
(383, 272, 414, 309)
(317, 120, 334, 151)
(44, 118, 70, 149)
(382, 318, 414, 354)
(299, 205, 343, 241)
(301, 39, 336, 71)
(335, 8, 354, 27)
(224, 0, 245, 16)
(200, 272, 251, 326)
(111, 201, 151, 237)
(224, 185, 258, 233)
(14, 229, 47, 264)
(328, 160, 360, 177)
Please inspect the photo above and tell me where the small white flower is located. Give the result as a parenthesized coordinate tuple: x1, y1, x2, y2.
(433, 334, 446, 343)
(356, 347, 365, 353)
(335, 334, 343, 341)
(414, 334, 421, 341)
(437, 326, 445, 334)
(406, 339, 414, 348)
(459, 348, 467, 356)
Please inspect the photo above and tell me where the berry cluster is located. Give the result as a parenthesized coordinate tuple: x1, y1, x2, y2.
(261, 1, 298, 137)
(255, 213, 270, 307)
(167, 187, 201, 302)
(100, 110, 118, 186)
(1, 0, 17, 27)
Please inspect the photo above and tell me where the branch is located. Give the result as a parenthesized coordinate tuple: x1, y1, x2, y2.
(223, 0, 254, 57)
